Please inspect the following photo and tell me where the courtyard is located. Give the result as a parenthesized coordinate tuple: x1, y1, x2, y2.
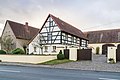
(51, 54, 120, 72)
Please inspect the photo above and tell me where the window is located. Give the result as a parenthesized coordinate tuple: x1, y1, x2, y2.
(44, 46, 48, 52)
(52, 46, 56, 52)
(47, 33, 52, 43)
(34, 47, 36, 52)
(81, 39, 87, 47)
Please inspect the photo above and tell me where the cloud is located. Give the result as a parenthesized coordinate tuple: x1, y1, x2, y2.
(0, 0, 120, 32)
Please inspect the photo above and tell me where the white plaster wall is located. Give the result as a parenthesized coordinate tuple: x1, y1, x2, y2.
(29, 34, 65, 54)
(42, 44, 65, 54)
(0, 55, 57, 64)
(107, 47, 117, 63)
(88, 43, 120, 54)
(29, 38, 80, 55)
(69, 47, 78, 61)
(88, 44, 103, 54)
(1, 22, 17, 49)
(29, 34, 42, 54)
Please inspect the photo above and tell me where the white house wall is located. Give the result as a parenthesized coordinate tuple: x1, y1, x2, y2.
(29, 43, 78, 54)
(88, 43, 120, 54)
(29, 34, 40, 54)
(88, 44, 103, 54)
(1, 22, 17, 49)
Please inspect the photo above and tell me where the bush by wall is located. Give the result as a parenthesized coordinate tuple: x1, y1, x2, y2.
(96, 47, 100, 54)
(57, 50, 65, 60)
(12, 48, 25, 54)
(0, 50, 6, 54)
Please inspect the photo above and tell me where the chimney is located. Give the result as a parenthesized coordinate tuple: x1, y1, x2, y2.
(25, 22, 30, 33)
(25, 22, 28, 26)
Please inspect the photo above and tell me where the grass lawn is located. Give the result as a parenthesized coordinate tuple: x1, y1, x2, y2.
(40, 59, 74, 65)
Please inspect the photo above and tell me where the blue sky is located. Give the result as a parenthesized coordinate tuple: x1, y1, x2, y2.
(0, 0, 120, 35)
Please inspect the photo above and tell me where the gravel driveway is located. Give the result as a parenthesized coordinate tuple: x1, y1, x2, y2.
(51, 55, 120, 72)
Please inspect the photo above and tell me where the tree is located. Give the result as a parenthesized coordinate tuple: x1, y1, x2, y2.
(0, 36, 14, 53)
(32, 34, 45, 54)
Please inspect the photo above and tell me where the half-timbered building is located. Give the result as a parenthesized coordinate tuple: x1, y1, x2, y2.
(28, 14, 88, 54)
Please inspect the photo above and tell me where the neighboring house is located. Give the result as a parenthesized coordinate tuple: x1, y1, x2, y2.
(1, 20, 39, 53)
(28, 14, 88, 54)
(85, 29, 120, 55)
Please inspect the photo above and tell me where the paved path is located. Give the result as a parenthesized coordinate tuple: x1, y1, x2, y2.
(0, 65, 120, 80)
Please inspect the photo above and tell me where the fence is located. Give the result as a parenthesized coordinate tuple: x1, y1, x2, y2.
(64, 49, 92, 61)
(77, 49, 92, 60)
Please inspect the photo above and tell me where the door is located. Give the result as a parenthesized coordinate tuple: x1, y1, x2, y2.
(116, 44, 120, 61)
(102, 45, 107, 55)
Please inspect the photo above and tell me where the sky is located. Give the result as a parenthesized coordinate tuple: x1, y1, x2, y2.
(0, 0, 120, 35)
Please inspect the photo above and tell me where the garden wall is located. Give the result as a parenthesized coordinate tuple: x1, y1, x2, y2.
(0, 55, 57, 64)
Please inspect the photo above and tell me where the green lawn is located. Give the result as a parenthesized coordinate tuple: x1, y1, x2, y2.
(40, 59, 74, 65)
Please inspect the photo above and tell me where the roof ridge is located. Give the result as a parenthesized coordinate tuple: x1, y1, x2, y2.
(84, 28, 120, 33)
(7, 20, 39, 30)
(7, 20, 24, 26)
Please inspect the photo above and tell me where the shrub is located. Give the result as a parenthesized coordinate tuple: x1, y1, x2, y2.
(12, 48, 25, 54)
(96, 47, 99, 54)
(0, 50, 6, 54)
(57, 50, 65, 60)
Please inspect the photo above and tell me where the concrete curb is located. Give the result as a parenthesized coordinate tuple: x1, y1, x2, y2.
(0, 62, 120, 73)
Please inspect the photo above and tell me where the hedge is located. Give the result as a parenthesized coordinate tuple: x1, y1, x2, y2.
(12, 48, 25, 54)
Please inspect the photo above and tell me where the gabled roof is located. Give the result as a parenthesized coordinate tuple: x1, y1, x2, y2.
(40, 14, 87, 40)
(2, 20, 39, 40)
(84, 29, 120, 43)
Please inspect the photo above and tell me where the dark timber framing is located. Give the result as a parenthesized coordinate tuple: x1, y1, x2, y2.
(38, 14, 88, 48)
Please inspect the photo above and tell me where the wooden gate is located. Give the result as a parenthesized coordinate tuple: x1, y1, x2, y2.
(102, 45, 107, 55)
(77, 49, 92, 60)
(64, 49, 69, 59)
(116, 44, 120, 61)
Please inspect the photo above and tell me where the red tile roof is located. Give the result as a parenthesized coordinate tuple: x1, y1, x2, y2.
(84, 29, 120, 43)
(7, 20, 39, 40)
(40, 14, 87, 40)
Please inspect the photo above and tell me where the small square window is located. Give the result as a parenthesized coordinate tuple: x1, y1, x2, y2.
(34, 47, 36, 52)
(52, 46, 56, 52)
